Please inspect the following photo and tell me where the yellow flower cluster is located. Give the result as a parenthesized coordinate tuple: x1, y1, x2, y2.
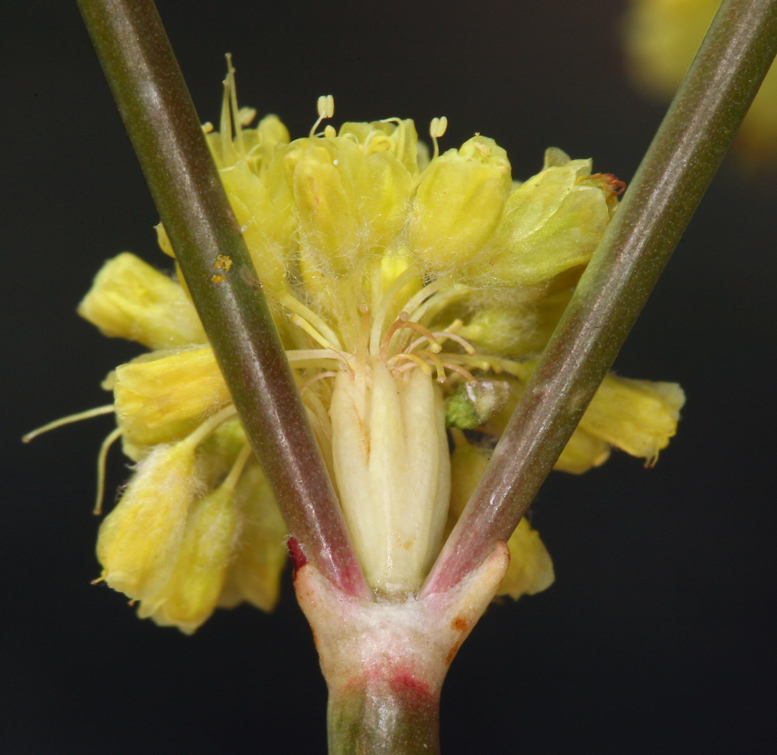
(624, 0, 777, 167)
(78, 64, 684, 627)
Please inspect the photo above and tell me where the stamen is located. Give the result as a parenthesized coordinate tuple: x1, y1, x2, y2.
(185, 405, 238, 449)
(310, 95, 335, 138)
(23, 404, 115, 443)
(219, 81, 234, 165)
(379, 311, 409, 360)
(289, 313, 342, 352)
(94, 426, 123, 515)
(281, 293, 344, 350)
(286, 349, 349, 369)
(388, 352, 434, 376)
(225, 54, 246, 156)
(431, 331, 477, 355)
(429, 116, 448, 160)
(406, 283, 471, 326)
(382, 321, 442, 360)
(416, 349, 447, 382)
(369, 266, 422, 356)
(299, 371, 338, 394)
(400, 279, 448, 323)
(222, 442, 254, 493)
(441, 362, 477, 384)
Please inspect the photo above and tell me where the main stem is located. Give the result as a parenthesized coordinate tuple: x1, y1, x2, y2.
(77, 0, 368, 598)
(424, 0, 777, 596)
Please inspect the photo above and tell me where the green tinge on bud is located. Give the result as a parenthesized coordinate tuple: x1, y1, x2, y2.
(445, 380, 512, 430)
(96, 440, 202, 600)
(409, 136, 512, 268)
(137, 485, 238, 635)
(77, 253, 206, 349)
(465, 156, 611, 287)
(457, 306, 535, 357)
(113, 347, 231, 450)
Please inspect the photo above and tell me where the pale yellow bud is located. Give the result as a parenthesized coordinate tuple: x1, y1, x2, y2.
(137, 485, 238, 634)
(554, 428, 611, 474)
(96, 440, 202, 599)
(291, 146, 359, 275)
(226, 461, 288, 612)
(219, 158, 294, 294)
(354, 151, 413, 250)
(113, 347, 230, 448)
(446, 433, 554, 600)
(409, 135, 512, 268)
(467, 155, 611, 286)
(579, 375, 685, 463)
(77, 253, 206, 349)
(497, 518, 555, 600)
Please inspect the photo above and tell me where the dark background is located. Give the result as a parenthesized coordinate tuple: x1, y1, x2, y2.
(3, 1, 776, 752)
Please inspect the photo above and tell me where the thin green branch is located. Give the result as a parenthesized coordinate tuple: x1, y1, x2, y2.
(423, 0, 777, 595)
(77, 0, 368, 598)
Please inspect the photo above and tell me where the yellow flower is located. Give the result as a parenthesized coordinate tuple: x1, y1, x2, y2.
(79, 62, 684, 626)
(624, 0, 777, 167)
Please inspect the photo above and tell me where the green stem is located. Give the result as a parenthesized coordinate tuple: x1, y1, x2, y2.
(77, 0, 368, 599)
(328, 677, 440, 755)
(423, 0, 777, 595)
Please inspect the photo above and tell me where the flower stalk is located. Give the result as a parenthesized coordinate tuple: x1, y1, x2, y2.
(77, 0, 368, 599)
(423, 0, 777, 596)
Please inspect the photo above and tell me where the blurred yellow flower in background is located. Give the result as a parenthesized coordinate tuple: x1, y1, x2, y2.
(624, 0, 777, 167)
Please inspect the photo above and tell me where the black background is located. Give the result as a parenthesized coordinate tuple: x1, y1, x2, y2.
(3, 1, 776, 752)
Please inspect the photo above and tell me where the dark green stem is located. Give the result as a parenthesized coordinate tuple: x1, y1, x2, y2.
(423, 0, 777, 595)
(77, 0, 368, 598)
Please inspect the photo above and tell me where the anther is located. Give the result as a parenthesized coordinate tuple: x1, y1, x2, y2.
(430, 116, 448, 160)
(310, 94, 335, 137)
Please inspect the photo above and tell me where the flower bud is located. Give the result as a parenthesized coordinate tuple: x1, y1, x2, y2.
(96, 440, 202, 599)
(445, 380, 512, 430)
(137, 484, 238, 634)
(77, 253, 206, 349)
(447, 433, 554, 600)
(409, 135, 512, 268)
(497, 519, 555, 600)
(295, 163, 358, 272)
(219, 157, 294, 295)
(464, 154, 612, 287)
(226, 461, 288, 612)
(113, 347, 231, 449)
(579, 375, 685, 463)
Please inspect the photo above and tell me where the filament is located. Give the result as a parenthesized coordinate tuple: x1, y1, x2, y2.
(94, 426, 123, 515)
(23, 404, 115, 443)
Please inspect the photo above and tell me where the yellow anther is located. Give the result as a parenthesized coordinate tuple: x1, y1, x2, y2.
(310, 94, 335, 136)
(318, 94, 335, 119)
(429, 116, 448, 160)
